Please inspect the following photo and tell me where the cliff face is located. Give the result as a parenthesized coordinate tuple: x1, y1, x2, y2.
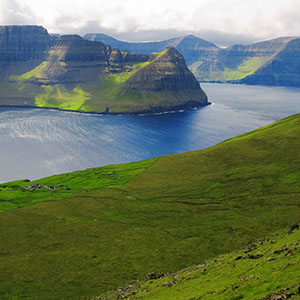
(0, 25, 51, 62)
(119, 46, 208, 112)
(125, 47, 201, 91)
(0, 26, 53, 80)
(0, 26, 208, 113)
(187, 36, 300, 87)
(240, 38, 300, 86)
(193, 37, 297, 82)
(31, 35, 109, 85)
(52, 35, 108, 62)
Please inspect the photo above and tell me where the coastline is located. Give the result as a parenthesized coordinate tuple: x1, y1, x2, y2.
(0, 100, 211, 116)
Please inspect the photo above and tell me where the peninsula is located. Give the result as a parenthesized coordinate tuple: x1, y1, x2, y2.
(0, 26, 208, 114)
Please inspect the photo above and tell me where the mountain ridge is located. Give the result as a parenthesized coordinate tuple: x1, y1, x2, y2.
(84, 33, 300, 86)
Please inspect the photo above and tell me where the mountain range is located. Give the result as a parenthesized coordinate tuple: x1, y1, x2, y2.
(84, 33, 300, 87)
(0, 26, 208, 113)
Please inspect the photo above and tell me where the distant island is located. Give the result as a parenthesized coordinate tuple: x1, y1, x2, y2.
(0, 26, 208, 114)
(85, 33, 300, 87)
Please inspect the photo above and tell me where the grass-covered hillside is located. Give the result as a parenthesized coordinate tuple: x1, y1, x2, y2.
(1, 113, 300, 299)
(97, 225, 300, 300)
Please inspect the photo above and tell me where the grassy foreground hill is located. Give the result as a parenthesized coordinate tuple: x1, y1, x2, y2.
(1, 113, 300, 299)
(96, 225, 300, 300)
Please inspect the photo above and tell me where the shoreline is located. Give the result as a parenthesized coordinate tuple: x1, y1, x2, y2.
(0, 101, 211, 116)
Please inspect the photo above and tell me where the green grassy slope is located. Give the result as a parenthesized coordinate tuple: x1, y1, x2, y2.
(1, 114, 300, 299)
(7, 60, 154, 113)
(0, 159, 156, 212)
(193, 56, 271, 82)
(98, 225, 300, 300)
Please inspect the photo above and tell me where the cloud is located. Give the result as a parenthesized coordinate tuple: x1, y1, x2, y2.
(0, 0, 37, 25)
(0, 0, 300, 46)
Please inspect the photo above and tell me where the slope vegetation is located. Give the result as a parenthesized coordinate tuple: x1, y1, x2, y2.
(97, 225, 300, 300)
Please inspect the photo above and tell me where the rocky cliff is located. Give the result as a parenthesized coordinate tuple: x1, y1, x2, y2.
(186, 36, 300, 87)
(119, 46, 208, 112)
(0, 25, 51, 62)
(193, 36, 299, 85)
(240, 38, 300, 86)
(124, 47, 201, 91)
(0, 26, 208, 113)
(0, 25, 53, 81)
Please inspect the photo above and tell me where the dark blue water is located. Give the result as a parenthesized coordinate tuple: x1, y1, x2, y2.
(1, 83, 300, 183)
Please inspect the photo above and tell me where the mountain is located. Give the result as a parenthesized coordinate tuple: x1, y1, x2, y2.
(240, 38, 300, 86)
(182, 36, 300, 87)
(193, 36, 300, 86)
(83, 33, 219, 65)
(1, 113, 300, 299)
(0, 26, 208, 113)
(84, 33, 180, 54)
(85, 33, 300, 87)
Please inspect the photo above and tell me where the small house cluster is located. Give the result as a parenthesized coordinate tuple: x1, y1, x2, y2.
(25, 184, 70, 191)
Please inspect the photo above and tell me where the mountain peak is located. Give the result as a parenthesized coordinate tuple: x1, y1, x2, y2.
(176, 34, 218, 48)
(124, 46, 206, 95)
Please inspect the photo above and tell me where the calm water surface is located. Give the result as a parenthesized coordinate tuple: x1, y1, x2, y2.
(1, 83, 300, 182)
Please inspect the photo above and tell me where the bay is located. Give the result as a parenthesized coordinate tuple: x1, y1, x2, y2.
(1, 83, 300, 182)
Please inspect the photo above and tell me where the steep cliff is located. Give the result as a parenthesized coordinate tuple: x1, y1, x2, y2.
(0, 26, 208, 113)
(116, 47, 208, 112)
(0, 25, 52, 81)
(193, 37, 297, 83)
(240, 38, 300, 86)
(186, 36, 300, 87)
(0, 25, 51, 62)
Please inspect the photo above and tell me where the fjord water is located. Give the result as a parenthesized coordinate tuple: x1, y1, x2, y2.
(1, 83, 300, 183)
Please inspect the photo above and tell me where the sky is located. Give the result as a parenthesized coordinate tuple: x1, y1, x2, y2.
(0, 0, 300, 46)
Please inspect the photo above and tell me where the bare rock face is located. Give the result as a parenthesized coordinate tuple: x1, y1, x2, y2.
(107, 47, 123, 73)
(0, 25, 51, 62)
(121, 51, 149, 64)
